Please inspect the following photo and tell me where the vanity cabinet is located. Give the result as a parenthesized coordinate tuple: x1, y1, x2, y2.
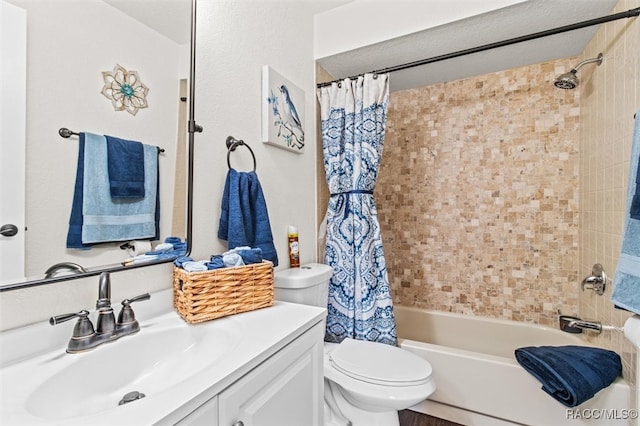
(177, 321, 324, 426)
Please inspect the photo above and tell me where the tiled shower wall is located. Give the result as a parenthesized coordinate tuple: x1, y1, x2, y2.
(578, 0, 639, 393)
(315, 0, 639, 390)
(378, 58, 581, 326)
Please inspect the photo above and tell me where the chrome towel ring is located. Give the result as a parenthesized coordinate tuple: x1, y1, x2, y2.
(226, 136, 256, 172)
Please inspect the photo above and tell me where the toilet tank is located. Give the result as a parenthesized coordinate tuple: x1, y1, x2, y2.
(273, 263, 333, 308)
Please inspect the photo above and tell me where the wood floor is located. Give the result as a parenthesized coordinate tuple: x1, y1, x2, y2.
(399, 410, 463, 426)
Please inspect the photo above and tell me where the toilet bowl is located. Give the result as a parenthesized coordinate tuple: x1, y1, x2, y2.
(274, 264, 436, 426)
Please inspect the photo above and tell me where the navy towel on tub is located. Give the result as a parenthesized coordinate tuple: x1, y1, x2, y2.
(514, 345, 621, 407)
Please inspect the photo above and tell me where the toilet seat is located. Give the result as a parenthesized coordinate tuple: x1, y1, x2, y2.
(329, 338, 432, 387)
(324, 339, 436, 413)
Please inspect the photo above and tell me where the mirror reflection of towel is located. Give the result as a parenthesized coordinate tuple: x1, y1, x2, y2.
(218, 169, 278, 266)
(66, 133, 159, 248)
(106, 135, 145, 198)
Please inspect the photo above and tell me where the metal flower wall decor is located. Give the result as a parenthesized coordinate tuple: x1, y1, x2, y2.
(101, 64, 149, 116)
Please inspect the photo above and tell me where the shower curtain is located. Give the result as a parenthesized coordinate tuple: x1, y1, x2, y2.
(317, 73, 397, 346)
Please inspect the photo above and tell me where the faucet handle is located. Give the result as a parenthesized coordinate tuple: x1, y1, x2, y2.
(50, 310, 98, 353)
(50, 309, 95, 338)
(123, 293, 151, 305)
(581, 263, 607, 295)
(117, 293, 150, 333)
(50, 309, 90, 326)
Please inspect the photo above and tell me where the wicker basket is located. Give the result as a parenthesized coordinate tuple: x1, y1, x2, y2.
(173, 261, 274, 324)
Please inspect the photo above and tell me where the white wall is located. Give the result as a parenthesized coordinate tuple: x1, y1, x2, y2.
(189, 0, 319, 267)
(0, 0, 320, 331)
(314, 0, 525, 59)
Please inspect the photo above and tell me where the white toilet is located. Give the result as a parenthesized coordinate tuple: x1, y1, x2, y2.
(274, 263, 436, 426)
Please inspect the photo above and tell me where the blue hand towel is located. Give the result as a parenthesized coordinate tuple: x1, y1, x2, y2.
(515, 345, 621, 407)
(611, 110, 640, 313)
(67, 133, 90, 249)
(81, 133, 159, 244)
(106, 135, 145, 198)
(217, 169, 278, 266)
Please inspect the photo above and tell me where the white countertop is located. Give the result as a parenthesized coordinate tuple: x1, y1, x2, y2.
(0, 289, 326, 425)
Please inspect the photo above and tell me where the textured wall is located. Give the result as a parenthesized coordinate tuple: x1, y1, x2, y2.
(378, 58, 581, 326)
(578, 0, 640, 397)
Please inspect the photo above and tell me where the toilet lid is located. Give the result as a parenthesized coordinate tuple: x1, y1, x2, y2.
(329, 338, 432, 387)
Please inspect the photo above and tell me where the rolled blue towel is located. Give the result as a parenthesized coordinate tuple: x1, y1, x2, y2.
(154, 243, 174, 252)
(164, 237, 187, 253)
(165, 236, 183, 245)
(224, 246, 251, 254)
(238, 247, 263, 264)
(223, 253, 245, 267)
(207, 255, 225, 270)
(515, 345, 621, 407)
(145, 243, 174, 256)
(174, 256, 193, 268)
(182, 261, 208, 272)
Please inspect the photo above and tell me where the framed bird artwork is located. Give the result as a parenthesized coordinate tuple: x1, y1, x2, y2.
(262, 65, 305, 153)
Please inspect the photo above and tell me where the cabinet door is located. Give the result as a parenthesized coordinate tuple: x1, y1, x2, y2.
(175, 396, 219, 426)
(218, 323, 324, 426)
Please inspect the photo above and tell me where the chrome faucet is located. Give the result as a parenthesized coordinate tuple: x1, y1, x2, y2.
(50, 272, 150, 353)
(559, 315, 621, 335)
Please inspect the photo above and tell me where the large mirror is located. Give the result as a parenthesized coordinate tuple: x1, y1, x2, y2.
(0, 0, 193, 289)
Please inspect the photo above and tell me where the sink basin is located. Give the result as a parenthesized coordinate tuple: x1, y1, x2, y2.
(3, 310, 241, 422)
(1, 289, 326, 426)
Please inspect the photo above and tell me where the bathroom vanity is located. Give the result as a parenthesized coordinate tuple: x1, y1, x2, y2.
(0, 289, 326, 425)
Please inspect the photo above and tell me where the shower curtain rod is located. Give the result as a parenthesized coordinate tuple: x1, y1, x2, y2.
(316, 7, 640, 88)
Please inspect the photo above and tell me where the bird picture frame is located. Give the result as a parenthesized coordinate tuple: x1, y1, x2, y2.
(262, 65, 305, 153)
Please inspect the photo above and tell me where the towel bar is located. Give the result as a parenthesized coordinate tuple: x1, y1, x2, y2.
(58, 127, 164, 153)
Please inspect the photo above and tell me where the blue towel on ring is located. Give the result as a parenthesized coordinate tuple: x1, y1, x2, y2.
(106, 135, 145, 198)
(611, 110, 640, 313)
(515, 345, 621, 407)
(217, 169, 278, 266)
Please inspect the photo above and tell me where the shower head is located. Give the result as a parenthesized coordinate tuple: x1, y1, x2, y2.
(554, 70, 579, 90)
(553, 53, 603, 90)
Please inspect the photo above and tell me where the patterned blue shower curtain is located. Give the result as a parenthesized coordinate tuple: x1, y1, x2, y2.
(316, 74, 397, 346)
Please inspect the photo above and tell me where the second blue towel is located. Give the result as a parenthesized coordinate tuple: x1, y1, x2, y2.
(515, 345, 621, 407)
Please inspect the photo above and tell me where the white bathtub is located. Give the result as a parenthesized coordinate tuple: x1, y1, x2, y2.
(395, 306, 631, 426)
